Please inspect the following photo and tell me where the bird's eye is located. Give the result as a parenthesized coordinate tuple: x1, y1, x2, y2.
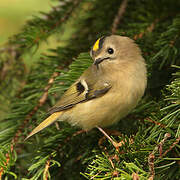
(107, 48, 114, 54)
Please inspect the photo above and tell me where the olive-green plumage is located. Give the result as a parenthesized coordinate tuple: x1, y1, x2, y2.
(26, 35, 147, 139)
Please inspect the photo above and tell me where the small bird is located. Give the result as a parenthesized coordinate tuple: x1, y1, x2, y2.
(26, 35, 147, 145)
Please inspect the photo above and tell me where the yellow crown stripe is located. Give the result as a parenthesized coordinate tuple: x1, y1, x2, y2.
(93, 38, 100, 51)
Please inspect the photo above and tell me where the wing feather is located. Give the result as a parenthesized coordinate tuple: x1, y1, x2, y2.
(48, 66, 112, 114)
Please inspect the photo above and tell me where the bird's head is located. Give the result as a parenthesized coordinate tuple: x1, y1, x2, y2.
(90, 35, 142, 68)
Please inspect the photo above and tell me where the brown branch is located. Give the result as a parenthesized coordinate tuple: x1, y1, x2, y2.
(44, 159, 51, 180)
(14, 71, 60, 144)
(33, 0, 82, 45)
(158, 133, 171, 157)
(148, 153, 155, 180)
(162, 136, 180, 157)
(0, 144, 14, 178)
(148, 133, 171, 180)
(0, 45, 26, 84)
(112, 170, 119, 177)
(132, 172, 140, 180)
(128, 115, 166, 129)
(0, 70, 60, 178)
(0, 1, 82, 178)
(133, 18, 159, 40)
(0, 0, 82, 88)
(145, 117, 166, 128)
(111, 0, 128, 34)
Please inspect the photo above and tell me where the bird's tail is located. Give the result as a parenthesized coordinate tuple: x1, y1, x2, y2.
(25, 112, 62, 140)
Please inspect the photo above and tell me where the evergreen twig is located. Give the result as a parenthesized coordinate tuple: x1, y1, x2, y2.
(0, 70, 60, 178)
(133, 18, 159, 40)
(132, 172, 140, 180)
(162, 136, 180, 157)
(145, 117, 166, 128)
(111, 0, 128, 34)
(148, 133, 171, 180)
(44, 159, 51, 180)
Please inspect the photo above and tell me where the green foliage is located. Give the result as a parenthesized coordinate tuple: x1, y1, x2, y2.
(161, 66, 180, 137)
(82, 153, 149, 179)
(9, 0, 79, 53)
(0, 144, 17, 179)
(24, 152, 60, 180)
(0, 0, 180, 179)
(152, 16, 180, 69)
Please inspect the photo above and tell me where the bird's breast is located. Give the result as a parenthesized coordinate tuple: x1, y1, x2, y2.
(63, 60, 147, 130)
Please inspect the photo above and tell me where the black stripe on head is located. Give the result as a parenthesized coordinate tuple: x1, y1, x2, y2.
(98, 36, 106, 50)
(92, 36, 106, 52)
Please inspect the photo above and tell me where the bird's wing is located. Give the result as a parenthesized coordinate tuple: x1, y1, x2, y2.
(26, 66, 111, 139)
(48, 66, 112, 114)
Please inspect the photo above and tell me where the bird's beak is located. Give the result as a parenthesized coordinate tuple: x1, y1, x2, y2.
(94, 57, 109, 66)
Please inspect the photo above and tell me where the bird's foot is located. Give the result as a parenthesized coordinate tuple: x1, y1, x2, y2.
(96, 126, 122, 151)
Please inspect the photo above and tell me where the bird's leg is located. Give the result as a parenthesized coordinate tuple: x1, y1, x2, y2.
(96, 126, 120, 150)
(55, 122, 60, 130)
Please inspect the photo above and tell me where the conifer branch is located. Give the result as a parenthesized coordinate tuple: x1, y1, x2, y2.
(162, 136, 180, 157)
(145, 117, 166, 128)
(7, 0, 83, 58)
(44, 159, 51, 180)
(132, 172, 140, 180)
(133, 18, 159, 40)
(0, 144, 14, 178)
(15, 71, 60, 141)
(148, 133, 171, 179)
(111, 0, 128, 34)
(58, 129, 86, 149)
(33, 0, 83, 46)
(0, 70, 60, 177)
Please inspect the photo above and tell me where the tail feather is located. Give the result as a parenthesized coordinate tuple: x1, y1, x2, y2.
(25, 112, 62, 140)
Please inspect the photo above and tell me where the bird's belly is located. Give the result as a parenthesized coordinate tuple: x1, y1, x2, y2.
(62, 91, 139, 130)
